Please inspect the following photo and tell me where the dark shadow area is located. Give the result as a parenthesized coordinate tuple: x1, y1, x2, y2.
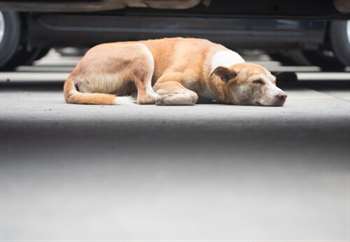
(2, 114, 350, 160)
(15, 69, 73, 73)
(280, 80, 350, 90)
(26, 64, 76, 68)
(0, 81, 63, 92)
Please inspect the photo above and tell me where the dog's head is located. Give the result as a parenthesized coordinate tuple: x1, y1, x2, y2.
(210, 63, 287, 106)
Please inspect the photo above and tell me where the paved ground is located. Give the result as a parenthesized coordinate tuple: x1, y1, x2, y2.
(0, 52, 349, 241)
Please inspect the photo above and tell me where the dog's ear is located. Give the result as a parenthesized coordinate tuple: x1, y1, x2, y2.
(211, 66, 237, 83)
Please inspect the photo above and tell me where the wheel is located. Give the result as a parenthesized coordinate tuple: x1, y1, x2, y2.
(0, 11, 22, 70)
(303, 50, 345, 71)
(270, 49, 345, 71)
(13, 47, 50, 66)
(330, 20, 350, 67)
(0, 11, 49, 70)
(269, 50, 310, 66)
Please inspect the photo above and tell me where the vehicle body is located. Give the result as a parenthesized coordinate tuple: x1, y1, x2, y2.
(1, 0, 349, 16)
(1, 0, 350, 70)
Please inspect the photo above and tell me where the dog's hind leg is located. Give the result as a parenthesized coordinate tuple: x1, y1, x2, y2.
(131, 45, 159, 105)
(154, 72, 198, 105)
(65, 43, 159, 105)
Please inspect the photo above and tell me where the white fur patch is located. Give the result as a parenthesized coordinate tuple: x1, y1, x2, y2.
(146, 85, 160, 99)
(141, 44, 159, 98)
(210, 50, 245, 74)
(115, 96, 136, 105)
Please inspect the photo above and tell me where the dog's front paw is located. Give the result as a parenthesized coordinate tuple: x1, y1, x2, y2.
(155, 92, 198, 106)
(137, 93, 159, 105)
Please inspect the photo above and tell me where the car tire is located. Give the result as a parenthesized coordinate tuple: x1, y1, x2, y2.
(14, 47, 50, 66)
(0, 11, 22, 70)
(270, 49, 345, 71)
(269, 50, 310, 66)
(330, 20, 350, 67)
(303, 50, 345, 71)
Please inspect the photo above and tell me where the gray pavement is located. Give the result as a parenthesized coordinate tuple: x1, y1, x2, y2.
(0, 52, 349, 241)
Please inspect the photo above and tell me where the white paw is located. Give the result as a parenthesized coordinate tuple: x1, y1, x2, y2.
(115, 96, 136, 105)
(156, 92, 198, 106)
(149, 90, 160, 99)
(146, 85, 159, 97)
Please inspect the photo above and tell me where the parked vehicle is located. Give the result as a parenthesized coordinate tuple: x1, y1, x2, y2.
(269, 21, 350, 71)
(0, 0, 350, 70)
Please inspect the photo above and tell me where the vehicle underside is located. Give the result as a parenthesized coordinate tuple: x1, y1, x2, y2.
(0, 0, 349, 17)
(1, 0, 350, 70)
(25, 12, 326, 49)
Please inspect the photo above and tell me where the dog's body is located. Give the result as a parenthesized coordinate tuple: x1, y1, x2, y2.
(64, 37, 287, 106)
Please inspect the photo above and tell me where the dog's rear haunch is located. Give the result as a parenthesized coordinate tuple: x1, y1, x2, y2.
(64, 37, 287, 106)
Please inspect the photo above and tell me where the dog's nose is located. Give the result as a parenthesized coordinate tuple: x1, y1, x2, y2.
(276, 93, 287, 101)
(273, 93, 287, 106)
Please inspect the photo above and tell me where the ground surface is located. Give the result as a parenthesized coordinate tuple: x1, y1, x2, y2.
(0, 52, 349, 241)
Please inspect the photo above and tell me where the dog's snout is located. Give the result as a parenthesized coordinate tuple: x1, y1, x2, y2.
(273, 93, 287, 106)
(276, 93, 287, 101)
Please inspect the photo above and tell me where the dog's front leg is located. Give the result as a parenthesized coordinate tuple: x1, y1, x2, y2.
(154, 73, 198, 106)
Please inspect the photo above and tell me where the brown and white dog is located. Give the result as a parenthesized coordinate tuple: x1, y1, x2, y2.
(64, 37, 287, 106)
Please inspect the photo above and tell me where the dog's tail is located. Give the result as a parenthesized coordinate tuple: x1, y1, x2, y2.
(64, 75, 116, 105)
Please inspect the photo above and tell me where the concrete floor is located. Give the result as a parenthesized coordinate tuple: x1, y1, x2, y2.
(0, 52, 349, 241)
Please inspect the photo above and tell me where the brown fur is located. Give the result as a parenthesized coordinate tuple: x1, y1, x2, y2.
(64, 37, 286, 106)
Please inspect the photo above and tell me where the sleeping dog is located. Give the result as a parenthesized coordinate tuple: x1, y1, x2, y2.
(64, 37, 287, 106)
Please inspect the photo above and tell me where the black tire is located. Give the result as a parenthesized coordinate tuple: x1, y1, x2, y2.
(330, 20, 350, 67)
(0, 11, 22, 70)
(12, 47, 50, 67)
(11, 47, 41, 67)
(269, 50, 310, 66)
(303, 50, 345, 71)
(270, 49, 345, 71)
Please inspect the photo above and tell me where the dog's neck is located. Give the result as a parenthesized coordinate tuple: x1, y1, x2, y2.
(203, 49, 245, 103)
(209, 50, 245, 74)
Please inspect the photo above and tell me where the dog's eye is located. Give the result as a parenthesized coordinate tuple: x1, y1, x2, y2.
(253, 79, 264, 85)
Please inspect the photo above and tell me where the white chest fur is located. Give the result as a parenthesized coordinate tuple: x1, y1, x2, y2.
(210, 50, 245, 74)
(201, 50, 245, 100)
